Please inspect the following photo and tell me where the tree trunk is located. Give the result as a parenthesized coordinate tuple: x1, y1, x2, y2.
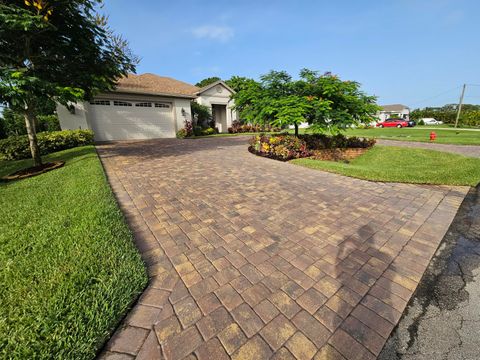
(294, 123, 299, 137)
(24, 110, 42, 166)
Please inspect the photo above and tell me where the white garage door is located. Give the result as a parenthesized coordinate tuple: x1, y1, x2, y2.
(88, 99, 176, 141)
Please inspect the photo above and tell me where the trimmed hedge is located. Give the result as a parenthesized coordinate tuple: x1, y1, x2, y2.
(0, 129, 94, 160)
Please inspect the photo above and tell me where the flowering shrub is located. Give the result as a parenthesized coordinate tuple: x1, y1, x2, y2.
(176, 120, 194, 138)
(249, 134, 311, 161)
(184, 120, 194, 137)
(249, 133, 375, 161)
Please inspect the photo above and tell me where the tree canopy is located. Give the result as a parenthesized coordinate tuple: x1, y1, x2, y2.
(0, 0, 137, 165)
(411, 104, 480, 127)
(231, 69, 379, 135)
(195, 76, 221, 88)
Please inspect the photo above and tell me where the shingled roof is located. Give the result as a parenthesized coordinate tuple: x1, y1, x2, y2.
(380, 104, 409, 112)
(115, 73, 200, 98)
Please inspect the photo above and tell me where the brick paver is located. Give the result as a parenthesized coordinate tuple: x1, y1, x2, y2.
(96, 137, 468, 359)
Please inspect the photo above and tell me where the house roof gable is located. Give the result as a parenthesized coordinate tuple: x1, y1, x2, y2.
(195, 80, 235, 95)
(380, 104, 410, 112)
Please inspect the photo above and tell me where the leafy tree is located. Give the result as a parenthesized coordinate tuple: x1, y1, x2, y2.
(232, 69, 379, 136)
(0, 98, 57, 138)
(0, 0, 137, 166)
(191, 101, 212, 128)
(411, 104, 480, 126)
(195, 76, 221, 88)
(225, 76, 257, 92)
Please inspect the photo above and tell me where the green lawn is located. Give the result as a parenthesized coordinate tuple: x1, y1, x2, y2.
(291, 146, 480, 186)
(194, 126, 479, 144)
(0, 146, 147, 359)
(344, 127, 480, 145)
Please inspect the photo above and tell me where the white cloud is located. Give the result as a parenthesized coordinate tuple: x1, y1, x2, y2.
(192, 25, 234, 42)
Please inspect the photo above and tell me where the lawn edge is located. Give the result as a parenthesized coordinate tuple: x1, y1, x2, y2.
(93, 145, 150, 358)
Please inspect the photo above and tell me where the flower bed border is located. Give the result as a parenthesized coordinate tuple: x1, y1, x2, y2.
(249, 133, 375, 162)
(1, 161, 65, 181)
(311, 147, 371, 161)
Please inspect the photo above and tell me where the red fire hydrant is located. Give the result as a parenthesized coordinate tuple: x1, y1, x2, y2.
(430, 131, 436, 141)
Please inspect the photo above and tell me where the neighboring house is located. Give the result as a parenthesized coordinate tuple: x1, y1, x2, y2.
(377, 104, 410, 122)
(57, 73, 237, 141)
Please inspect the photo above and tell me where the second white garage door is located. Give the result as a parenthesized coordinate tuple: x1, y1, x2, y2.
(89, 99, 176, 141)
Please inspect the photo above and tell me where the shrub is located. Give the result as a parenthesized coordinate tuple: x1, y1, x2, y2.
(299, 134, 375, 150)
(193, 125, 203, 136)
(183, 120, 194, 137)
(249, 133, 375, 161)
(249, 134, 311, 161)
(191, 102, 212, 128)
(37, 114, 61, 132)
(176, 128, 187, 139)
(201, 128, 216, 136)
(418, 119, 425, 126)
(0, 129, 94, 160)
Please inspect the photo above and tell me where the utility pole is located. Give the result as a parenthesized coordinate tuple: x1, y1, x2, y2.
(454, 84, 466, 128)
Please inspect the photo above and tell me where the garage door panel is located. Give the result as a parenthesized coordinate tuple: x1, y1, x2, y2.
(89, 101, 175, 141)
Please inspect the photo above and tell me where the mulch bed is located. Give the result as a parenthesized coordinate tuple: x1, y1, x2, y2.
(1, 161, 65, 181)
(310, 147, 370, 161)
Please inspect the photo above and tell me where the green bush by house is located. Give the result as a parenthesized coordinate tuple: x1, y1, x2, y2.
(0, 129, 94, 160)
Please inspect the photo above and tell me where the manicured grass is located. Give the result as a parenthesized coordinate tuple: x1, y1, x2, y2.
(0, 146, 147, 359)
(291, 146, 480, 186)
(344, 127, 480, 145)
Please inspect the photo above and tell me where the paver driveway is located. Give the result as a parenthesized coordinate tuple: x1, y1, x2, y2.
(97, 137, 468, 360)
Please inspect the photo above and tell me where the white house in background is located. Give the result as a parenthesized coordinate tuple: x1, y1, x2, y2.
(377, 104, 410, 122)
(57, 73, 237, 141)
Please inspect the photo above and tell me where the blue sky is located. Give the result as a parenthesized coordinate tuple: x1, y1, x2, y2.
(103, 0, 480, 108)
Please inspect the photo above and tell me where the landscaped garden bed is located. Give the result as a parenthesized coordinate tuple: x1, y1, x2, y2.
(248, 133, 376, 161)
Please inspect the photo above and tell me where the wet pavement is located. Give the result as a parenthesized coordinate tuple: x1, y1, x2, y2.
(379, 185, 480, 360)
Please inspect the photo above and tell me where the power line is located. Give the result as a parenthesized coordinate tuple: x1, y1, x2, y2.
(408, 86, 461, 106)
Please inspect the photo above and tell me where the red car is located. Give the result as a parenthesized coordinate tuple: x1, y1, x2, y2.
(376, 118, 409, 128)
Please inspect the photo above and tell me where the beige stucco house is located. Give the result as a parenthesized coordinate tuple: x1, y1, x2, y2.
(57, 73, 237, 141)
(377, 104, 410, 122)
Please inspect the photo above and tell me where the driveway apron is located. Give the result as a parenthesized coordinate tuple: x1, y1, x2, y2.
(96, 136, 469, 360)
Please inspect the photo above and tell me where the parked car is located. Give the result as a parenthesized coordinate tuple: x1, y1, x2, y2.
(406, 119, 416, 127)
(376, 118, 409, 128)
(420, 118, 443, 125)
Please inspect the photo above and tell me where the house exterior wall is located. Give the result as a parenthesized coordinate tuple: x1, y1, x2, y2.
(57, 102, 90, 130)
(173, 98, 193, 130)
(377, 108, 410, 122)
(57, 92, 195, 139)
